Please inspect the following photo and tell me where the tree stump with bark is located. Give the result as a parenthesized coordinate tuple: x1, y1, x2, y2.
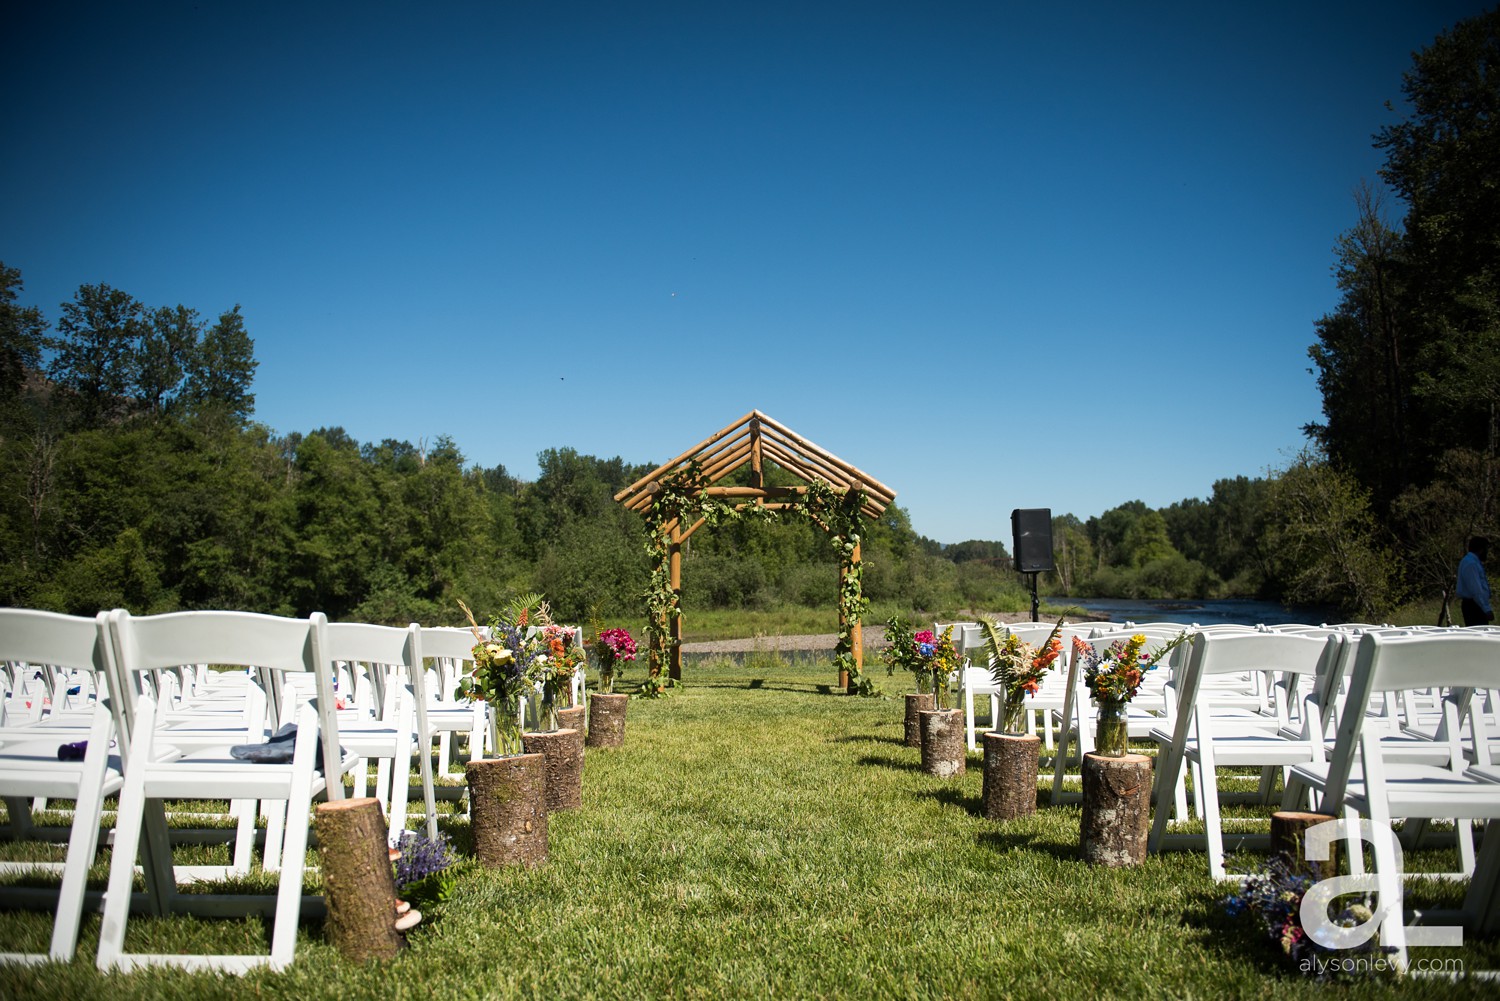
(1271, 810, 1339, 877)
(919, 708, 965, 778)
(586, 693, 628, 748)
(1080, 752, 1151, 866)
(557, 705, 586, 743)
(465, 753, 548, 867)
(522, 727, 583, 811)
(314, 797, 406, 961)
(982, 731, 1040, 820)
(904, 693, 934, 748)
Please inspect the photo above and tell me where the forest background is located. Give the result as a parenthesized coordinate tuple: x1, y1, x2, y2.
(1, 11, 1496, 632)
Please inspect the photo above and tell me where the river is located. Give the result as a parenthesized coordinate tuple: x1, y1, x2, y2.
(1045, 596, 1338, 628)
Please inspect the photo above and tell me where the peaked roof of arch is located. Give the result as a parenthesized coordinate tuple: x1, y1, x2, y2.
(613, 410, 896, 519)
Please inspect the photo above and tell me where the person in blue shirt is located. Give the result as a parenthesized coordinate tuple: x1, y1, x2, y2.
(1456, 536, 1493, 627)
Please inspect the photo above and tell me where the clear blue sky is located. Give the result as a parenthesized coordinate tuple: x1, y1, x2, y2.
(5, 1, 1491, 544)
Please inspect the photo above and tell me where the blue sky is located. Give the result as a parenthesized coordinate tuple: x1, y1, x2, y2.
(5, 1, 1491, 544)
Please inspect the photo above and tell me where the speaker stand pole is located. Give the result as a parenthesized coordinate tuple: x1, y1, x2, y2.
(1028, 572, 1040, 623)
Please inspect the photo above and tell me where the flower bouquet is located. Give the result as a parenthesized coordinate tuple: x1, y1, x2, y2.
(1222, 854, 1391, 979)
(540, 624, 585, 718)
(592, 627, 637, 695)
(457, 595, 546, 756)
(975, 616, 1066, 734)
(1071, 630, 1188, 756)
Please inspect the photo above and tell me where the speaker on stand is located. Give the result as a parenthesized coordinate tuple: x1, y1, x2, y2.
(1011, 508, 1055, 622)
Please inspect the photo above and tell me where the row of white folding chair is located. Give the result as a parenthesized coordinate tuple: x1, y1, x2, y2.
(1146, 628, 1350, 880)
(0, 608, 348, 972)
(1284, 629, 1500, 970)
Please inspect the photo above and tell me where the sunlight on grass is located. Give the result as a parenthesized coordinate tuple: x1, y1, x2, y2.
(1, 659, 1496, 998)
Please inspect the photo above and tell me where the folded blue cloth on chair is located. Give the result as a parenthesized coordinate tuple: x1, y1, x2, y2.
(230, 724, 341, 771)
(58, 740, 87, 761)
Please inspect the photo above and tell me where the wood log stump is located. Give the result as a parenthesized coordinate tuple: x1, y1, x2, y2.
(586, 693, 628, 748)
(1271, 810, 1340, 877)
(557, 705, 586, 743)
(314, 797, 405, 961)
(904, 693, 934, 748)
(465, 754, 548, 867)
(1080, 752, 1151, 867)
(919, 708, 966, 778)
(522, 727, 583, 812)
(982, 731, 1040, 821)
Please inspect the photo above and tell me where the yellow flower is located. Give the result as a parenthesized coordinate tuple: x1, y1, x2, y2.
(486, 643, 513, 663)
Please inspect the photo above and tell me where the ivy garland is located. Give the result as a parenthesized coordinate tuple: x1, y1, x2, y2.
(640, 463, 874, 695)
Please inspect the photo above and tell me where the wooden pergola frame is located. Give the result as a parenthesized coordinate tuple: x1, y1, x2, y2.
(615, 410, 896, 684)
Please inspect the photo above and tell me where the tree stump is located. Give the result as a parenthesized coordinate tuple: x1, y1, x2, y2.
(904, 693, 934, 748)
(557, 705, 586, 743)
(1271, 810, 1340, 877)
(314, 797, 406, 961)
(1080, 752, 1152, 867)
(465, 754, 548, 867)
(522, 727, 584, 811)
(982, 731, 1040, 820)
(586, 693, 628, 748)
(919, 708, 966, 778)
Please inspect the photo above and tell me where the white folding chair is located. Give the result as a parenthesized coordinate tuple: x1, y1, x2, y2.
(417, 626, 494, 774)
(1285, 630, 1500, 969)
(97, 609, 352, 973)
(0, 610, 143, 964)
(324, 621, 438, 843)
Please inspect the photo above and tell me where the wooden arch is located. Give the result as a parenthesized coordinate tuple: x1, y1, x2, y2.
(614, 410, 896, 687)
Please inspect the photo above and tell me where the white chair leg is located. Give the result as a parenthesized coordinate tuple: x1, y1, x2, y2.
(97, 699, 158, 971)
(270, 711, 319, 971)
(48, 703, 114, 960)
(263, 800, 288, 872)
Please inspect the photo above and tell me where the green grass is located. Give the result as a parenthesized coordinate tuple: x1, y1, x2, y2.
(2, 659, 1497, 999)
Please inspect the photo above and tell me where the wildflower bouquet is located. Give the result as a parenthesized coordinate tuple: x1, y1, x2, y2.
(593, 627, 637, 694)
(975, 616, 1066, 733)
(1071, 629, 1188, 756)
(919, 626, 961, 710)
(457, 594, 546, 755)
(1072, 630, 1189, 705)
(1222, 854, 1390, 979)
(393, 830, 463, 920)
(542, 625, 585, 708)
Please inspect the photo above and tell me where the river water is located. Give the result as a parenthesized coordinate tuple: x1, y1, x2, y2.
(1046, 596, 1337, 628)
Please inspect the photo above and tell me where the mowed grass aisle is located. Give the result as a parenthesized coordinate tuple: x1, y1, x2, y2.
(2, 658, 1497, 999)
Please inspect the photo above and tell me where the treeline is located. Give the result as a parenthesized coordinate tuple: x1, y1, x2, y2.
(0, 268, 1030, 623)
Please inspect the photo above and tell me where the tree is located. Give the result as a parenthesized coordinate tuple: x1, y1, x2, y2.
(1260, 451, 1405, 619)
(137, 304, 201, 415)
(1376, 8, 1500, 344)
(0, 262, 46, 404)
(183, 305, 257, 422)
(1305, 185, 1413, 507)
(48, 283, 146, 425)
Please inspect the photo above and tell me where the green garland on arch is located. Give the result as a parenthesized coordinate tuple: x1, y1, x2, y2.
(639, 465, 873, 695)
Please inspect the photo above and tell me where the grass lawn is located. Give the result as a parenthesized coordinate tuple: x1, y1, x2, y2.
(2, 657, 1498, 999)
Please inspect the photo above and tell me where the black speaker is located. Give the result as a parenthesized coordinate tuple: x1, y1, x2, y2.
(1011, 508, 1055, 573)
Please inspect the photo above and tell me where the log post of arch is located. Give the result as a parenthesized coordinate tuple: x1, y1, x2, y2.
(849, 538, 863, 685)
(669, 537, 683, 681)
